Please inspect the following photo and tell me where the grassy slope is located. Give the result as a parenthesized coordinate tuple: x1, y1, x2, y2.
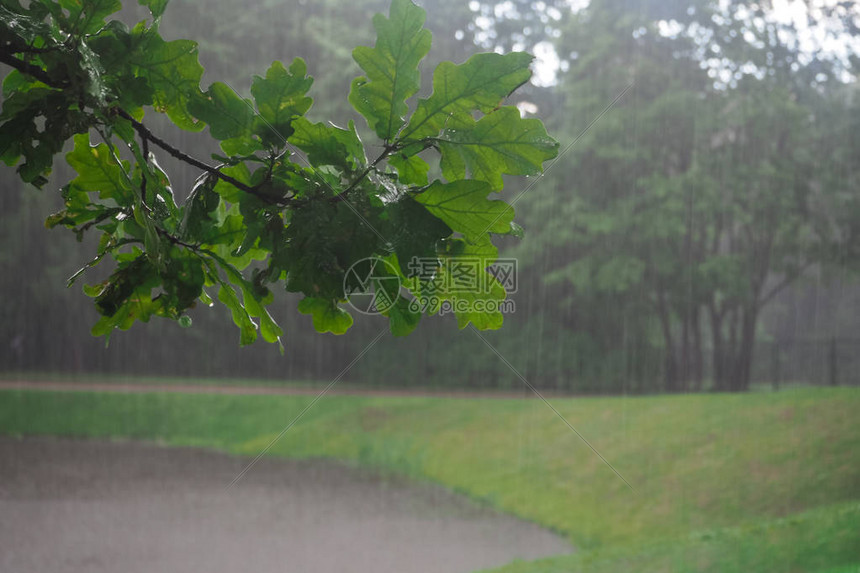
(0, 387, 857, 572)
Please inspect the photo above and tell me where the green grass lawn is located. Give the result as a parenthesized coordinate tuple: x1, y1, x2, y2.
(0, 386, 857, 572)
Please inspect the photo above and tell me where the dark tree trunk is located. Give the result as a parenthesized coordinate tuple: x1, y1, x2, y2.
(691, 306, 704, 391)
(710, 304, 730, 392)
(710, 312, 724, 391)
(656, 290, 678, 392)
(679, 309, 691, 392)
(730, 306, 758, 391)
(711, 303, 758, 393)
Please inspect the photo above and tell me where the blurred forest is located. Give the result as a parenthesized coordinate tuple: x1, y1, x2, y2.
(1, 0, 859, 393)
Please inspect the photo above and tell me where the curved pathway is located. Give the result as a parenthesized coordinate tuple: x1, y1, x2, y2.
(0, 437, 571, 573)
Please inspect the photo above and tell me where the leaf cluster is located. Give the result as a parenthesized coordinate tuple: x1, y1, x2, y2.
(0, 0, 557, 347)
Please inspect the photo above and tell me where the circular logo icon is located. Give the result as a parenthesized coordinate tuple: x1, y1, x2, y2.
(343, 257, 401, 315)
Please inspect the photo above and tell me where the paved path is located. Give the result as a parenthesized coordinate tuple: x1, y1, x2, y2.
(0, 379, 559, 399)
(0, 437, 571, 573)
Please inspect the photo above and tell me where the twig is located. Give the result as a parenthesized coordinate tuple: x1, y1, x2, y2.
(2, 48, 299, 209)
(155, 226, 201, 251)
(140, 128, 149, 205)
(0, 49, 69, 88)
(330, 144, 398, 203)
(73, 207, 128, 238)
(114, 109, 277, 203)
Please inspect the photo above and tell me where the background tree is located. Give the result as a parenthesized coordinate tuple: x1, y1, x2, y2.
(512, 0, 860, 391)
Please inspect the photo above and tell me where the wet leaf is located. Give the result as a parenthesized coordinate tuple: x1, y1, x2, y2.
(349, 0, 431, 141)
(298, 297, 353, 335)
(129, 28, 205, 131)
(251, 59, 313, 146)
(400, 52, 532, 140)
(66, 133, 132, 201)
(439, 106, 559, 191)
(189, 82, 255, 142)
(414, 180, 514, 241)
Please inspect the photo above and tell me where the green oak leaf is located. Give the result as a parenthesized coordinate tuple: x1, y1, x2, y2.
(240, 287, 283, 347)
(66, 133, 132, 202)
(141, 154, 178, 218)
(179, 174, 220, 243)
(281, 196, 384, 300)
(400, 52, 533, 140)
(289, 117, 364, 171)
(90, 292, 165, 337)
(349, 0, 431, 141)
(414, 180, 514, 241)
(129, 25, 205, 131)
(58, 0, 122, 34)
(298, 297, 354, 335)
(219, 135, 264, 157)
(449, 276, 507, 330)
(161, 249, 206, 311)
(434, 236, 506, 330)
(92, 255, 159, 318)
(217, 283, 258, 346)
(438, 106, 559, 191)
(1, 71, 36, 99)
(386, 196, 451, 277)
(138, 0, 168, 18)
(386, 296, 421, 336)
(213, 258, 284, 349)
(0, 4, 51, 44)
(86, 22, 156, 111)
(388, 151, 429, 185)
(46, 185, 117, 234)
(251, 59, 313, 146)
(77, 40, 110, 104)
(213, 163, 252, 203)
(1, 88, 90, 187)
(189, 82, 255, 142)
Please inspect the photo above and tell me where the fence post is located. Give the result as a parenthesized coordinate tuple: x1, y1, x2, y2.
(829, 337, 838, 387)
